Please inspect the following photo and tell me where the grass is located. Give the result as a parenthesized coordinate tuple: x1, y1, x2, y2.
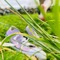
(0, 13, 39, 60)
(0, 0, 60, 60)
(0, 51, 28, 60)
(0, 8, 59, 60)
(0, 13, 38, 40)
(0, 12, 52, 39)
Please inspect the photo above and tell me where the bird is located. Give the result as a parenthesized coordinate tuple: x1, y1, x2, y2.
(6, 26, 46, 60)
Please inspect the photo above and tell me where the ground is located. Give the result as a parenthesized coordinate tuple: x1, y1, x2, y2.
(0, 13, 54, 60)
(0, 13, 38, 40)
(0, 13, 39, 60)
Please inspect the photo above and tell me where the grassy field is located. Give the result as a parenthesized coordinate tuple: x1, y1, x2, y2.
(0, 13, 39, 60)
(0, 13, 38, 40)
(0, 12, 55, 60)
(0, 1, 60, 59)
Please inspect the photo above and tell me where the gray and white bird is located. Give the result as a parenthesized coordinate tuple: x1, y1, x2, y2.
(5, 26, 46, 60)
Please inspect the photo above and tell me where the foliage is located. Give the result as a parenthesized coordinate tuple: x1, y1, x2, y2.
(0, 0, 60, 60)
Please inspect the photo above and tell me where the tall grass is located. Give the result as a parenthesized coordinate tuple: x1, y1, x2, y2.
(0, 0, 60, 60)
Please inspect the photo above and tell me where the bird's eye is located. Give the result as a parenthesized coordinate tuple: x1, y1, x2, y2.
(11, 27, 15, 30)
(23, 36, 28, 40)
(29, 45, 35, 48)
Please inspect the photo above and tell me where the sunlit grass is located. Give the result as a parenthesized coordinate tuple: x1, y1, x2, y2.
(0, 14, 38, 40)
(0, 0, 60, 60)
